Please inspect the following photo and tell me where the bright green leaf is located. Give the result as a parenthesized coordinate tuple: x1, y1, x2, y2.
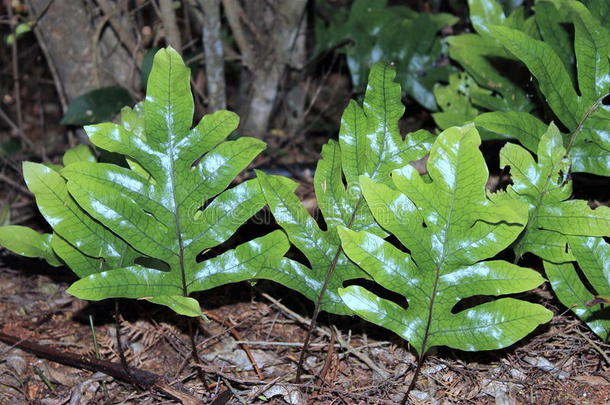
(544, 236, 610, 340)
(59, 48, 287, 315)
(257, 63, 434, 315)
(498, 124, 610, 262)
(22, 161, 138, 276)
(0, 226, 61, 266)
(474, 111, 547, 152)
(338, 124, 550, 355)
(468, 0, 506, 34)
(62, 145, 96, 166)
(146, 296, 206, 318)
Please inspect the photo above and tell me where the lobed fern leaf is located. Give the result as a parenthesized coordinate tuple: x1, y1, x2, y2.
(337, 124, 552, 355)
(496, 124, 610, 339)
(0, 144, 139, 277)
(439, 0, 610, 177)
(0, 48, 289, 316)
(496, 124, 610, 263)
(256, 62, 434, 315)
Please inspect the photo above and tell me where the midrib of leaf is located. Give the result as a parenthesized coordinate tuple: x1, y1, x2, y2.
(565, 94, 607, 152)
(514, 166, 557, 260)
(164, 59, 189, 297)
(514, 94, 607, 259)
(419, 141, 462, 355)
(318, 64, 395, 302)
(298, 64, 394, 378)
(350, 64, 393, 228)
(402, 145, 462, 400)
(176, 116, 236, 207)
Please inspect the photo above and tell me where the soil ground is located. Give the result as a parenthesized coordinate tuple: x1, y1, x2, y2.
(0, 258, 609, 404)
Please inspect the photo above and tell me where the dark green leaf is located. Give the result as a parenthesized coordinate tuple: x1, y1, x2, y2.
(60, 87, 134, 126)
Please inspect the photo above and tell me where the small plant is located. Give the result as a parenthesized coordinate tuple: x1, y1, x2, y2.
(433, 0, 610, 340)
(256, 62, 434, 378)
(257, 63, 433, 316)
(315, 0, 457, 110)
(436, 0, 610, 176)
(0, 48, 288, 316)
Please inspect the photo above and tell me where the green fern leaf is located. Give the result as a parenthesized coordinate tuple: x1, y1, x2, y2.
(256, 62, 434, 315)
(62, 48, 289, 315)
(486, 2, 610, 175)
(497, 124, 610, 262)
(0, 48, 289, 316)
(444, 0, 535, 115)
(338, 124, 551, 355)
(544, 236, 610, 340)
(0, 226, 61, 267)
(0, 143, 140, 276)
(315, 0, 457, 110)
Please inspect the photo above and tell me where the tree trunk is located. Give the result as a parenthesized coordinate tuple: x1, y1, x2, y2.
(26, 0, 134, 107)
(223, 0, 308, 136)
(201, 0, 226, 111)
(159, 0, 183, 51)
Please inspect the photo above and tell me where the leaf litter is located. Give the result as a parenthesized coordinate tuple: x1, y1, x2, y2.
(0, 264, 608, 404)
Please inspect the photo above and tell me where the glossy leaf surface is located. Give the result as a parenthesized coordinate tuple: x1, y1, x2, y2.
(474, 111, 547, 152)
(0, 48, 288, 317)
(0, 143, 141, 276)
(338, 125, 551, 355)
(0, 226, 61, 266)
(257, 63, 434, 315)
(497, 124, 610, 262)
(485, 1, 610, 175)
(544, 236, 610, 340)
(63, 48, 289, 316)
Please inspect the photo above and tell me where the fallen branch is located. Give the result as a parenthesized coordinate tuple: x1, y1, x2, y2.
(0, 331, 203, 405)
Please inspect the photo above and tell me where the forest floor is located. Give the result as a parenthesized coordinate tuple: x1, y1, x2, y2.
(0, 258, 609, 405)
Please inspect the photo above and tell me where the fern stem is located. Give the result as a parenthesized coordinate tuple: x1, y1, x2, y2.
(114, 300, 141, 390)
(401, 353, 427, 405)
(565, 94, 607, 153)
(188, 317, 209, 389)
(295, 196, 364, 382)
